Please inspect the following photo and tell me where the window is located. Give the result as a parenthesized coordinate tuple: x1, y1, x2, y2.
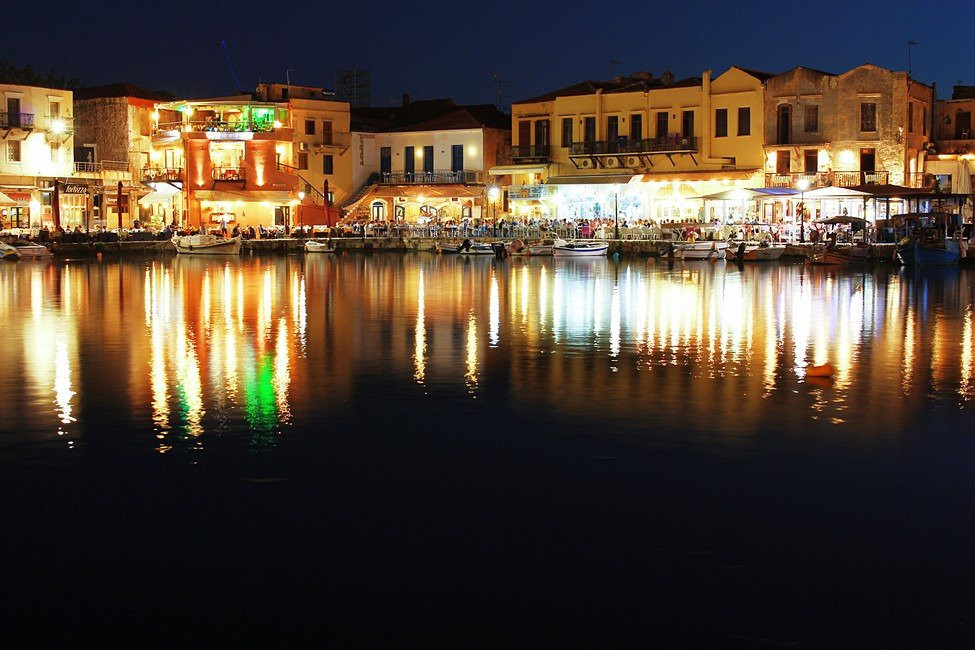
(322, 120, 333, 145)
(584, 116, 596, 143)
(775, 149, 790, 175)
(714, 108, 728, 137)
(50, 141, 59, 163)
(304, 119, 315, 135)
(49, 100, 60, 118)
(404, 146, 415, 174)
(423, 145, 434, 174)
(518, 120, 531, 146)
(803, 149, 818, 174)
(7, 140, 21, 162)
(607, 115, 619, 141)
(534, 119, 550, 147)
(451, 144, 464, 172)
(737, 107, 751, 136)
(561, 117, 573, 147)
(630, 114, 642, 141)
(681, 110, 694, 138)
(922, 106, 927, 136)
(297, 152, 308, 170)
(804, 105, 818, 133)
(323, 154, 333, 175)
(908, 102, 914, 133)
(860, 102, 877, 132)
(656, 111, 668, 139)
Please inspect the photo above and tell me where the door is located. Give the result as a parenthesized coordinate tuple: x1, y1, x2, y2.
(656, 112, 668, 140)
(404, 146, 415, 178)
(451, 144, 463, 172)
(776, 150, 791, 175)
(322, 120, 333, 145)
(607, 116, 619, 143)
(777, 104, 791, 144)
(534, 119, 549, 148)
(380, 147, 391, 175)
(957, 111, 972, 139)
(804, 150, 818, 174)
(631, 114, 642, 141)
(518, 121, 531, 148)
(7, 98, 20, 128)
(681, 111, 694, 139)
(423, 145, 434, 174)
(584, 117, 596, 143)
(860, 148, 875, 172)
(370, 201, 385, 220)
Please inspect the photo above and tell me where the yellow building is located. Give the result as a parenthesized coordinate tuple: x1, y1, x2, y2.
(494, 68, 769, 224)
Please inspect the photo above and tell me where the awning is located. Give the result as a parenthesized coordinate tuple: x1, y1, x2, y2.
(1, 191, 32, 204)
(800, 186, 871, 199)
(636, 168, 761, 183)
(195, 190, 294, 202)
(703, 187, 800, 200)
(138, 190, 180, 205)
(0, 191, 16, 205)
(548, 174, 636, 185)
(489, 164, 548, 176)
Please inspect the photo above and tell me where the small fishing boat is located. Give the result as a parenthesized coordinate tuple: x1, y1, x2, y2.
(459, 242, 496, 255)
(527, 242, 554, 256)
(677, 240, 727, 260)
(806, 362, 836, 378)
(553, 239, 608, 257)
(173, 234, 241, 255)
(809, 244, 870, 265)
(0, 242, 22, 261)
(9, 242, 52, 258)
(304, 240, 336, 253)
(896, 240, 960, 267)
(725, 241, 786, 261)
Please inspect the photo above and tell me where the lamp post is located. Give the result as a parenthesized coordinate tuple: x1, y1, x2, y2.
(614, 186, 620, 240)
(487, 186, 501, 237)
(796, 178, 810, 243)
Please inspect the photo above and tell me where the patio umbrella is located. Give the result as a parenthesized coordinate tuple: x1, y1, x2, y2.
(817, 215, 867, 225)
(52, 180, 61, 230)
(117, 181, 124, 230)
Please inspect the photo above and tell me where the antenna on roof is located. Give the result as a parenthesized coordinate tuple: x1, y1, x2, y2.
(491, 72, 511, 111)
(609, 59, 622, 77)
(907, 40, 918, 76)
(220, 40, 243, 93)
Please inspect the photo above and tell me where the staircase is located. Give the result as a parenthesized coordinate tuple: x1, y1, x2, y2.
(341, 172, 382, 210)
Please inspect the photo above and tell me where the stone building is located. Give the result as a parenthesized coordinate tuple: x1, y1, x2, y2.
(763, 64, 933, 189)
(927, 85, 975, 197)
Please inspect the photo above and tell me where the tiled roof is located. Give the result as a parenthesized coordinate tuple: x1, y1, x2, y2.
(73, 83, 175, 101)
(351, 99, 509, 133)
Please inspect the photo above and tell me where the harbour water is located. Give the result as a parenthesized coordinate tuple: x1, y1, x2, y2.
(1, 254, 974, 645)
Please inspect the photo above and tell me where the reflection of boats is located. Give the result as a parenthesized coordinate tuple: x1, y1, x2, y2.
(1, 242, 22, 261)
(809, 244, 870, 265)
(725, 241, 786, 261)
(553, 239, 607, 257)
(173, 234, 241, 255)
(304, 240, 335, 253)
(677, 240, 727, 260)
(896, 240, 960, 267)
(9, 242, 52, 258)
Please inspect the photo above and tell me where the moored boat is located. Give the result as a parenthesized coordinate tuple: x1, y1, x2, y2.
(0, 242, 22, 261)
(677, 240, 727, 260)
(552, 239, 608, 257)
(725, 241, 786, 261)
(173, 234, 242, 255)
(527, 242, 554, 256)
(897, 240, 960, 267)
(9, 242, 52, 258)
(304, 240, 336, 253)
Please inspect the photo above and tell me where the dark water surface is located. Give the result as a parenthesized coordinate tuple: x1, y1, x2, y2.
(1, 254, 974, 645)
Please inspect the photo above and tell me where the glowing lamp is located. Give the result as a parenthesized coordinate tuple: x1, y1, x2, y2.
(487, 186, 501, 202)
(273, 120, 282, 129)
(151, 111, 160, 122)
(50, 118, 66, 135)
(298, 191, 306, 200)
(796, 178, 811, 191)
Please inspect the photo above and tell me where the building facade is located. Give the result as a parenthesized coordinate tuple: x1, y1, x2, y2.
(344, 97, 510, 222)
(499, 67, 768, 224)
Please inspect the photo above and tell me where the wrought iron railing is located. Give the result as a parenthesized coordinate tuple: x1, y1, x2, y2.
(510, 145, 551, 159)
(142, 167, 184, 182)
(314, 131, 351, 148)
(378, 170, 483, 184)
(764, 172, 832, 188)
(0, 112, 35, 129)
(833, 170, 889, 187)
(570, 136, 699, 156)
(764, 170, 890, 189)
(154, 119, 278, 134)
(73, 160, 134, 174)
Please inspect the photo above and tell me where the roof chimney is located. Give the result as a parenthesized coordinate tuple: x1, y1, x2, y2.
(402, 92, 410, 107)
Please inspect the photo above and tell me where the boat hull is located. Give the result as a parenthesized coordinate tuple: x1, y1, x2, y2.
(304, 241, 335, 253)
(173, 236, 241, 255)
(897, 241, 960, 267)
(726, 244, 785, 261)
(527, 245, 553, 256)
(10, 244, 52, 258)
(678, 241, 728, 260)
(553, 244, 608, 257)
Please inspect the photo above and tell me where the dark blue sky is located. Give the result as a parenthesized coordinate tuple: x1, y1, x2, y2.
(3, 0, 972, 105)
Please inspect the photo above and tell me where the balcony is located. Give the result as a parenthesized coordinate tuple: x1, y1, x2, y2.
(379, 170, 483, 185)
(212, 166, 246, 181)
(570, 136, 700, 156)
(904, 173, 939, 191)
(765, 171, 890, 189)
(313, 131, 351, 150)
(0, 111, 35, 131)
(142, 167, 184, 183)
(510, 145, 551, 162)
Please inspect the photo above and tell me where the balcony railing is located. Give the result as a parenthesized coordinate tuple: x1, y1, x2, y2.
(904, 173, 939, 190)
(142, 167, 184, 182)
(314, 131, 351, 148)
(73, 160, 132, 174)
(155, 119, 277, 135)
(510, 145, 551, 160)
(765, 171, 891, 189)
(380, 170, 483, 184)
(570, 136, 700, 156)
(0, 112, 35, 129)
(212, 166, 246, 181)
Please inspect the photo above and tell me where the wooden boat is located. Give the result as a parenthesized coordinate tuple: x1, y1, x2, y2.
(459, 242, 496, 255)
(527, 242, 554, 256)
(553, 239, 608, 257)
(810, 244, 870, 265)
(677, 240, 728, 260)
(173, 234, 242, 255)
(1, 242, 22, 261)
(896, 240, 960, 267)
(725, 241, 786, 261)
(304, 240, 336, 253)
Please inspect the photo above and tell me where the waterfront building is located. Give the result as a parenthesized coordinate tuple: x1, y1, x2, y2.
(0, 83, 80, 230)
(342, 95, 510, 222)
(496, 68, 769, 224)
(927, 85, 975, 205)
(73, 83, 173, 228)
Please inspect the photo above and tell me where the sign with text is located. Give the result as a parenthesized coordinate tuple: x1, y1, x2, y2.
(507, 184, 549, 201)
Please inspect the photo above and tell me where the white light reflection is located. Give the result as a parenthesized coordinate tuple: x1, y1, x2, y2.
(414, 268, 426, 384)
(489, 271, 500, 347)
(465, 309, 478, 393)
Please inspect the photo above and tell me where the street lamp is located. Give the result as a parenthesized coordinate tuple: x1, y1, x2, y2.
(487, 186, 501, 235)
(796, 177, 810, 243)
(614, 185, 620, 240)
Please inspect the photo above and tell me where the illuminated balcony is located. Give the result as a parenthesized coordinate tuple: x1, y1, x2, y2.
(510, 145, 550, 162)
(142, 166, 184, 183)
(570, 136, 699, 156)
(765, 170, 890, 188)
(0, 111, 35, 135)
(212, 166, 246, 181)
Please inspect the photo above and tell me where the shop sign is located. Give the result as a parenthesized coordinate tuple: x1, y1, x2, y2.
(508, 184, 549, 200)
(61, 183, 90, 195)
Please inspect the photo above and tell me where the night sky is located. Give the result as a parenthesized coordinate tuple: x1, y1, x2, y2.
(3, 0, 972, 105)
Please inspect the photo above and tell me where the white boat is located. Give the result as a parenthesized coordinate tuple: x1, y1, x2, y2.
(677, 240, 727, 260)
(725, 241, 786, 261)
(553, 239, 608, 257)
(173, 234, 241, 255)
(527, 244, 554, 256)
(1, 242, 21, 261)
(9, 242, 52, 258)
(304, 240, 336, 253)
(459, 242, 495, 255)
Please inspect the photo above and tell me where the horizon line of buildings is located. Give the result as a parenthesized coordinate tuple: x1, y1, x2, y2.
(1, 61, 973, 233)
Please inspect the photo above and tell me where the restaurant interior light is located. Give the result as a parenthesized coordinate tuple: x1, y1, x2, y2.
(273, 120, 282, 129)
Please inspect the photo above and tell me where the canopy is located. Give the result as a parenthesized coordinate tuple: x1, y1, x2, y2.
(488, 164, 548, 176)
(703, 187, 799, 201)
(800, 186, 872, 199)
(636, 168, 761, 183)
(548, 174, 636, 185)
(195, 190, 293, 202)
(138, 190, 179, 205)
(0, 190, 16, 205)
(818, 215, 867, 225)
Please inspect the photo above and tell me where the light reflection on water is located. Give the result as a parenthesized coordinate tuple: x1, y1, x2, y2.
(1, 255, 974, 461)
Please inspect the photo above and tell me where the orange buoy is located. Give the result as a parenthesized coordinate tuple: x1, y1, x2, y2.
(806, 362, 835, 378)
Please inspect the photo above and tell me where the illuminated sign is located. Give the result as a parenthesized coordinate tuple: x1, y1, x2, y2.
(508, 184, 549, 200)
